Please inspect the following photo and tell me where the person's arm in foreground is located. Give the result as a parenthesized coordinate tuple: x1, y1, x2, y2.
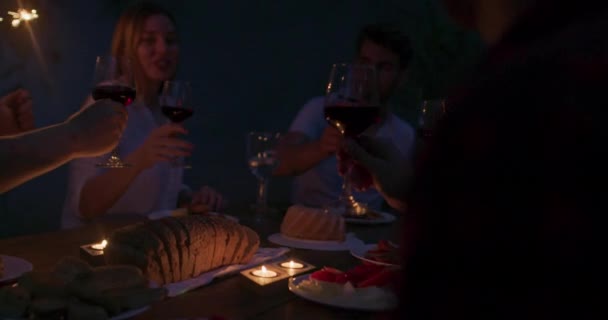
(0, 99, 127, 193)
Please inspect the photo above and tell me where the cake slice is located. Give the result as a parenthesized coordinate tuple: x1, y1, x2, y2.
(280, 205, 345, 241)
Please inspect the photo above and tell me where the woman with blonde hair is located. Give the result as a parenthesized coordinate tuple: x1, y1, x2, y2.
(62, 1, 223, 229)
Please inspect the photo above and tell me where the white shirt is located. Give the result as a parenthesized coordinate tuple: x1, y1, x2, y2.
(61, 101, 185, 229)
(288, 96, 415, 210)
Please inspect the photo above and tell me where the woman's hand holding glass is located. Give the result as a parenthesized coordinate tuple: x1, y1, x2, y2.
(126, 123, 193, 171)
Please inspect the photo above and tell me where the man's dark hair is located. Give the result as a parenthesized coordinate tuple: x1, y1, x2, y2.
(356, 23, 413, 69)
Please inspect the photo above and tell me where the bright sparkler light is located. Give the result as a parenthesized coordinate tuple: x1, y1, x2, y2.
(7, 9, 38, 28)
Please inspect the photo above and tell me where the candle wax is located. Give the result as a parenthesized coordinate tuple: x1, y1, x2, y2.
(252, 266, 277, 278)
(280, 261, 304, 269)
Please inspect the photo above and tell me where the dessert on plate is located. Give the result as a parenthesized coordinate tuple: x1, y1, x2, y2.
(280, 205, 345, 241)
(291, 264, 399, 309)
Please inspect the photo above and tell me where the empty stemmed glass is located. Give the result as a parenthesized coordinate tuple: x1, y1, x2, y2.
(91, 55, 136, 168)
(246, 132, 281, 215)
(323, 63, 381, 217)
(418, 98, 447, 139)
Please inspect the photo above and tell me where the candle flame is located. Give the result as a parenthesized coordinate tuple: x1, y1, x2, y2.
(91, 239, 108, 250)
(261, 265, 267, 272)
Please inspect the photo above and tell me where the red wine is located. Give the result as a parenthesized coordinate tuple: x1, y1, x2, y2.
(162, 106, 193, 123)
(92, 85, 136, 106)
(324, 105, 381, 137)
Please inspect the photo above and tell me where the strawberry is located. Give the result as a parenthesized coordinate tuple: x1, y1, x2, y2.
(333, 273, 349, 284)
(310, 266, 346, 283)
(311, 270, 334, 282)
(356, 268, 399, 288)
(377, 239, 391, 251)
(345, 264, 385, 284)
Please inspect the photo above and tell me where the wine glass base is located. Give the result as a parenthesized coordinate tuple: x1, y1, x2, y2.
(170, 163, 192, 169)
(250, 204, 278, 215)
(96, 152, 131, 169)
(95, 160, 132, 168)
(170, 158, 192, 169)
(95, 163, 132, 168)
(323, 199, 371, 217)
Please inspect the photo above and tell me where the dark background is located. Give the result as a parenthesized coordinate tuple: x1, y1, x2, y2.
(0, 0, 482, 237)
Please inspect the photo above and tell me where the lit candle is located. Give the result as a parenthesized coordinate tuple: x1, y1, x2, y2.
(90, 239, 107, 251)
(251, 266, 277, 278)
(280, 260, 304, 269)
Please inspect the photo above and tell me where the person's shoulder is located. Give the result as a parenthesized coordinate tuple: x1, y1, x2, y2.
(299, 96, 325, 112)
(292, 96, 325, 122)
(386, 112, 414, 136)
(378, 112, 415, 154)
(288, 96, 327, 137)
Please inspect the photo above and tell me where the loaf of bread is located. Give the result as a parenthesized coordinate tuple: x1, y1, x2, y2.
(105, 215, 260, 285)
(280, 205, 345, 241)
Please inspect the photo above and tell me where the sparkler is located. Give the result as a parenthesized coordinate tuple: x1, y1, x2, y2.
(6, 9, 38, 28)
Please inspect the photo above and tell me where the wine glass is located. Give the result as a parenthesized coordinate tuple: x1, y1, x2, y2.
(159, 80, 193, 168)
(418, 98, 447, 139)
(323, 63, 381, 217)
(92, 55, 136, 168)
(246, 132, 281, 215)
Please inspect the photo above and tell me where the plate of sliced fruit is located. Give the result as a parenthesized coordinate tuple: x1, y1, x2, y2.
(350, 240, 400, 267)
(288, 264, 399, 311)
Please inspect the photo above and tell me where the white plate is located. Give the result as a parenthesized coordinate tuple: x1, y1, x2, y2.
(268, 233, 363, 251)
(344, 211, 396, 225)
(4, 306, 150, 320)
(350, 244, 401, 267)
(7, 305, 150, 320)
(148, 210, 238, 223)
(288, 274, 397, 311)
(0, 255, 33, 284)
(3, 272, 155, 320)
(110, 305, 149, 320)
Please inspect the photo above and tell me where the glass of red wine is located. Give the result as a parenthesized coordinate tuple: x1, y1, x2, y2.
(159, 80, 194, 168)
(323, 63, 381, 217)
(92, 55, 136, 168)
(418, 98, 447, 139)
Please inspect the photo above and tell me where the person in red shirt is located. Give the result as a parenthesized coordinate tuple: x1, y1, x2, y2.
(346, 0, 608, 318)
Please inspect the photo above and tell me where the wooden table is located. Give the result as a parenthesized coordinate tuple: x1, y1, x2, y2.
(0, 208, 402, 320)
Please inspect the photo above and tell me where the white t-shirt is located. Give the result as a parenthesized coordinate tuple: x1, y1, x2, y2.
(288, 96, 415, 210)
(61, 101, 185, 229)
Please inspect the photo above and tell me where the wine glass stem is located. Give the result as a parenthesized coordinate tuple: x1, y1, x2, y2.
(257, 178, 269, 208)
(106, 120, 127, 166)
(110, 148, 121, 160)
(340, 164, 355, 205)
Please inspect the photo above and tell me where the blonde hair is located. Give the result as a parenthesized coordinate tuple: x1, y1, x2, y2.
(110, 1, 177, 99)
